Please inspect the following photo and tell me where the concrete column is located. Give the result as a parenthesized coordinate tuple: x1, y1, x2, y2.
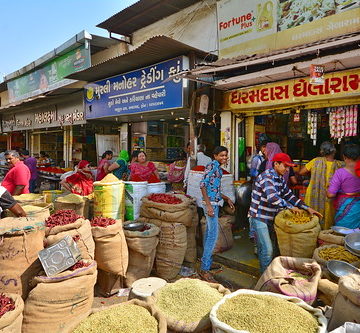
(220, 111, 233, 172)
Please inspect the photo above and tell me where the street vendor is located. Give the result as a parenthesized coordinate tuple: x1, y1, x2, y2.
(249, 153, 322, 272)
(200, 146, 235, 282)
(60, 160, 94, 196)
(0, 186, 26, 217)
(327, 144, 360, 229)
(129, 151, 160, 182)
(2, 150, 31, 195)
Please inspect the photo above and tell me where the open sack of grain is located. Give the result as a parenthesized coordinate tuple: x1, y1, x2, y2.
(0, 217, 44, 299)
(123, 222, 160, 288)
(328, 273, 360, 331)
(313, 244, 360, 267)
(13, 193, 43, 205)
(275, 209, 320, 258)
(22, 260, 97, 333)
(210, 289, 327, 333)
(90, 217, 128, 277)
(54, 193, 90, 218)
(45, 210, 95, 260)
(0, 293, 24, 333)
(73, 299, 167, 333)
(149, 278, 230, 333)
(5, 202, 52, 222)
(255, 256, 322, 305)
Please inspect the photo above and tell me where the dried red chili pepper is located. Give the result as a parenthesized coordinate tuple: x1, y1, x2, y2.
(0, 294, 15, 318)
(69, 261, 90, 271)
(90, 216, 116, 227)
(45, 210, 82, 228)
(148, 193, 182, 204)
(72, 235, 80, 242)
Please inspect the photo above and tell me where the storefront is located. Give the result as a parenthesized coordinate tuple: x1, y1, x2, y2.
(220, 68, 360, 179)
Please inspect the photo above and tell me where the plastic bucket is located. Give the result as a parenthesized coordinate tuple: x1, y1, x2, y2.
(93, 181, 125, 220)
(147, 182, 166, 194)
(124, 181, 148, 220)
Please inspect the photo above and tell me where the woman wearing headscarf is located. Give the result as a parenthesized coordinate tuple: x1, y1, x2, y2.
(60, 160, 94, 196)
(108, 150, 129, 180)
(96, 150, 113, 181)
(299, 141, 342, 229)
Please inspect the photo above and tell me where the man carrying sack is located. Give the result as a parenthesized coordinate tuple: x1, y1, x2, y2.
(249, 153, 322, 272)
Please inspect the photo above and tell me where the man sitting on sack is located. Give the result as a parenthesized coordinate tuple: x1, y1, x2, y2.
(249, 152, 322, 272)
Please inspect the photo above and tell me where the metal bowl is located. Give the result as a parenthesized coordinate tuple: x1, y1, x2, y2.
(344, 243, 360, 257)
(123, 222, 146, 231)
(327, 260, 360, 281)
(332, 226, 353, 236)
(345, 232, 360, 255)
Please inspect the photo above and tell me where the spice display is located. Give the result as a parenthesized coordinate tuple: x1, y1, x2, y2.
(73, 304, 158, 333)
(14, 193, 43, 201)
(148, 193, 182, 205)
(90, 216, 116, 227)
(0, 294, 15, 318)
(45, 210, 81, 228)
(155, 279, 222, 323)
(97, 174, 120, 184)
(217, 294, 318, 333)
(69, 261, 90, 271)
(21, 205, 46, 213)
(56, 193, 84, 204)
(318, 246, 358, 263)
(288, 211, 312, 224)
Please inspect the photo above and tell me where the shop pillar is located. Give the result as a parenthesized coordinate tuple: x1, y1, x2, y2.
(220, 111, 233, 173)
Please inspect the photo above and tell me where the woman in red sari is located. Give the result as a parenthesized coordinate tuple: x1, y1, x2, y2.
(60, 160, 94, 196)
(129, 151, 160, 182)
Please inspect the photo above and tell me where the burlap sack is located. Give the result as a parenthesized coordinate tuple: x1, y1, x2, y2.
(317, 278, 339, 306)
(0, 217, 44, 299)
(54, 197, 89, 218)
(5, 202, 52, 222)
(91, 219, 128, 276)
(140, 194, 193, 226)
(22, 260, 97, 333)
(45, 218, 95, 260)
(73, 299, 167, 333)
(254, 256, 322, 305)
(150, 279, 230, 333)
(95, 269, 122, 298)
(318, 229, 344, 246)
(275, 209, 321, 258)
(145, 220, 187, 281)
(184, 203, 198, 263)
(313, 244, 360, 268)
(124, 223, 160, 287)
(200, 215, 234, 254)
(0, 293, 24, 333)
(328, 273, 360, 331)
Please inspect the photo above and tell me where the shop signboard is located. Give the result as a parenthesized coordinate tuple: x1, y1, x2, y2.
(1, 98, 85, 132)
(223, 68, 360, 110)
(84, 56, 188, 119)
(217, 0, 360, 59)
(7, 45, 91, 103)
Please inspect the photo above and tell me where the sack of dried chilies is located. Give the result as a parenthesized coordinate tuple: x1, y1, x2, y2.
(44, 210, 95, 260)
(90, 217, 128, 278)
(22, 260, 97, 333)
(0, 293, 24, 333)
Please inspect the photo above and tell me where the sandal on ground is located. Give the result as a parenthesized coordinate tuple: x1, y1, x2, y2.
(199, 270, 217, 283)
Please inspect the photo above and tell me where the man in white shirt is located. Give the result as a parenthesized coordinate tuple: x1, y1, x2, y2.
(196, 144, 212, 166)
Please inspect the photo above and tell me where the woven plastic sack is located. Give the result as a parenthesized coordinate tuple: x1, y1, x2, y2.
(210, 289, 327, 333)
(275, 209, 320, 258)
(0, 293, 24, 333)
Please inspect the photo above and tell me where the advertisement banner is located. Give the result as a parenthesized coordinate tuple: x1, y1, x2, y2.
(218, 0, 360, 58)
(7, 45, 91, 103)
(223, 68, 360, 110)
(84, 56, 188, 119)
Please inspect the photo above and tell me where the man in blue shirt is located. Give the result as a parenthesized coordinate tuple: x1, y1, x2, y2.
(200, 146, 234, 282)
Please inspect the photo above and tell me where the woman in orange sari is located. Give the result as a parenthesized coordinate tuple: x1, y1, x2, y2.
(60, 160, 94, 196)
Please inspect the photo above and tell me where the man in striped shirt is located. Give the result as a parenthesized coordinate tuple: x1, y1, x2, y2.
(249, 153, 322, 272)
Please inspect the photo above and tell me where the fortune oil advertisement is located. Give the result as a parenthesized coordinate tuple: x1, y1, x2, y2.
(218, 0, 360, 58)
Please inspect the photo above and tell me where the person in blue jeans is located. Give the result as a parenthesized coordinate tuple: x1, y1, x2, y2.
(249, 152, 322, 273)
(199, 146, 234, 282)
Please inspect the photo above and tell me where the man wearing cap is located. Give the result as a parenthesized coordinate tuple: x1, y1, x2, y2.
(249, 152, 322, 272)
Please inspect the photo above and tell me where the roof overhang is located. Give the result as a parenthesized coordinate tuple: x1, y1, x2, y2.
(97, 0, 203, 36)
(66, 35, 216, 82)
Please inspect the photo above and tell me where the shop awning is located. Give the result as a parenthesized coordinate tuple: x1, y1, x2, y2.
(66, 35, 216, 82)
(97, 0, 203, 36)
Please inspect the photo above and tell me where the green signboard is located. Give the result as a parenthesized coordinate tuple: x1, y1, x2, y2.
(7, 45, 91, 103)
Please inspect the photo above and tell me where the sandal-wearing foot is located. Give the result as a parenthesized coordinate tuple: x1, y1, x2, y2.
(199, 270, 217, 283)
(210, 263, 222, 271)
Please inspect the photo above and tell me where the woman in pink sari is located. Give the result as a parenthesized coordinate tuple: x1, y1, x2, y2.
(129, 151, 160, 182)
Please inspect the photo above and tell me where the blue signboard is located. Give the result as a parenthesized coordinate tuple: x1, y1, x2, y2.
(84, 56, 188, 119)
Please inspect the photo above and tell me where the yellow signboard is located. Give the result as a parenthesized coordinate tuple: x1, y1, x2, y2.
(223, 69, 360, 110)
(218, 0, 360, 59)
